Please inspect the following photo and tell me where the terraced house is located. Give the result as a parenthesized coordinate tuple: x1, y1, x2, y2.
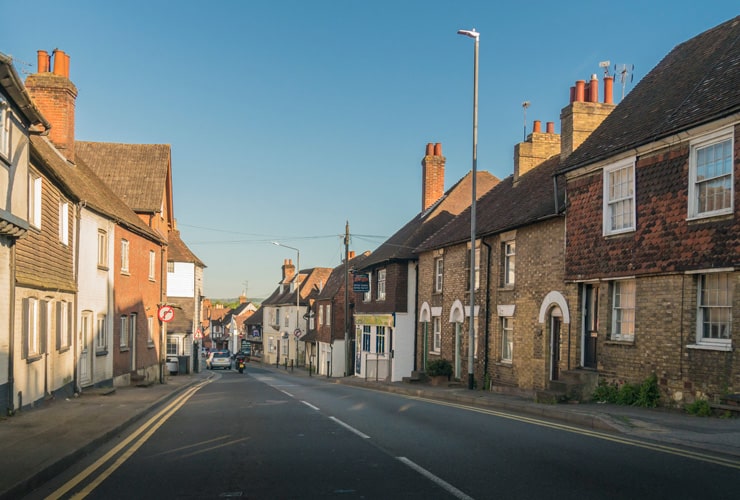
(557, 16, 740, 406)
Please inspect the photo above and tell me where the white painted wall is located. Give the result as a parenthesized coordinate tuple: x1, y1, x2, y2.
(167, 261, 195, 297)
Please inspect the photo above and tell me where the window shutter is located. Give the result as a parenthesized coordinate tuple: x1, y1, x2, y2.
(56, 302, 62, 350)
(22, 298, 29, 359)
(40, 300, 48, 354)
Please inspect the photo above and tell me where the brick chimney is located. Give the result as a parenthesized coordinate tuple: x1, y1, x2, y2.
(421, 142, 445, 211)
(514, 118, 561, 183)
(281, 258, 295, 284)
(25, 49, 78, 162)
(560, 74, 616, 161)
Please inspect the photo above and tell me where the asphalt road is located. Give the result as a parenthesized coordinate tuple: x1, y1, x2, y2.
(26, 366, 738, 499)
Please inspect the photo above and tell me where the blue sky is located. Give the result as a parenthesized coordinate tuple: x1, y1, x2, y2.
(3, 1, 738, 299)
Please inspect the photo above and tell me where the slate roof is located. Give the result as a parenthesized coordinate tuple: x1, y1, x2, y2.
(168, 229, 205, 267)
(358, 171, 499, 270)
(317, 251, 372, 301)
(560, 16, 740, 174)
(417, 156, 564, 251)
(262, 267, 333, 306)
(30, 136, 163, 243)
(75, 141, 171, 213)
(243, 306, 263, 327)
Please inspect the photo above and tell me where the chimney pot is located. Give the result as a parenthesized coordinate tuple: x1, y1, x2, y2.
(37, 50, 49, 73)
(603, 76, 614, 104)
(533, 120, 542, 133)
(434, 143, 442, 156)
(52, 49, 65, 76)
(546, 121, 555, 133)
(589, 74, 598, 102)
(575, 80, 585, 102)
(425, 143, 434, 156)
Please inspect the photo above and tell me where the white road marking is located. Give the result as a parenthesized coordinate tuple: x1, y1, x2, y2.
(397, 456, 474, 500)
(329, 416, 370, 439)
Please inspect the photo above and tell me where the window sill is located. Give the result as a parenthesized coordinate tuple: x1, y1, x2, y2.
(495, 360, 513, 367)
(120, 271, 130, 276)
(97, 265, 109, 271)
(147, 341, 155, 348)
(604, 339, 635, 346)
(687, 343, 732, 352)
(26, 354, 43, 363)
(119, 347, 130, 352)
(96, 349, 108, 357)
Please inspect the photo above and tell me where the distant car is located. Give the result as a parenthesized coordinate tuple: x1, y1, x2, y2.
(207, 350, 232, 370)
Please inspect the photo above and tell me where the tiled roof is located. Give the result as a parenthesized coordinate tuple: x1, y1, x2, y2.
(168, 229, 205, 267)
(560, 16, 740, 173)
(75, 141, 171, 213)
(359, 171, 499, 269)
(317, 251, 372, 300)
(418, 155, 564, 251)
(30, 136, 163, 243)
(243, 307, 263, 326)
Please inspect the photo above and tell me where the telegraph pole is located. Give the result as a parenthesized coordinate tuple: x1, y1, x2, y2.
(344, 221, 350, 376)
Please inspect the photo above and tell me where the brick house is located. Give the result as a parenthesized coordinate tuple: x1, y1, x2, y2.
(557, 16, 740, 406)
(354, 143, 499, 382)
(312, 250, 371, 377)
(0, 51, 51, 411)
(416, 78, 615, 393)
(25, 49, 168, 387)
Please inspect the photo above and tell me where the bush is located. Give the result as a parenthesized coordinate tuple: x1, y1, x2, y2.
(617, 383, 640, 405)
(592, 380, 618, 403)
(427, 358, 453, 377)
(592, 374, 661, 407)
(685, 399, 712, 417)
(635, 374, 661, 408)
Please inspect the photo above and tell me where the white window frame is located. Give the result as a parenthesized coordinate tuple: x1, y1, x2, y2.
(377, 269, 386, 301)
(474, 245, 481, 290)
(148, 316, 154, 344)
(318, 305, 323, 326)
(432, 316, 441, 353)
(96, 314, 107, 352)
(121, 239, 130, 274)
(603, 157, 636, 235)
(501, 316, 513, 362)
(504, 241, 516, 286)
(120, 316, 129, 348)
(59, 201, 69, 245)
(29, 173, 42, 228)
(0, 98, 9, 160)
(26, 297, 40, 357)
(167, 336, 179, 355)
(611, 279, 635, 341)
(434, 257, 444, 293)
(57, 300, 71, 350)
(688, 128, 733, 219)
(362, 325, 371, 352)
(326, 304, 331, 326)
(363, 273, 373, 302)
(97, 229, 108, 268)
(696, 272, 732, 347)
(148, 250, 156, 281)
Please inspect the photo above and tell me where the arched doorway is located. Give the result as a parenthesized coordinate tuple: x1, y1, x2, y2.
(538, 291, 570, 383)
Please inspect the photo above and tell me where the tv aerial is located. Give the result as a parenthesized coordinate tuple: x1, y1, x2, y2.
(599, 60, 611, 77)
(522, 101, 531, 141)
(615, 63, 635, 100)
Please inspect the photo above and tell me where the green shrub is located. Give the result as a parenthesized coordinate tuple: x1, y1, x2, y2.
(617, 383, 639, 405)
(427, 358, 453, 377)
(635, 374, 661, 408)
(592, 380, 618, 403)
(685, 399, 712, 417)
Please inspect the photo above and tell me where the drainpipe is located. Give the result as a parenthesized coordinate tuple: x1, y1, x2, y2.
(7, 244, 17, 414)
(73, 201, 83, 393)
(159, 242, 166, 384)
(481, 239, 492, 381)
(413, 261, 419, 372)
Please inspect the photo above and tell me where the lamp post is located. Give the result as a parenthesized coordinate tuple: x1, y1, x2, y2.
(272, 242, 300, 367)
(458, 28, 479, 390)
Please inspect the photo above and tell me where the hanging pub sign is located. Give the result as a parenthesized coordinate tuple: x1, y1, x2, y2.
(353, 273, 370, 293)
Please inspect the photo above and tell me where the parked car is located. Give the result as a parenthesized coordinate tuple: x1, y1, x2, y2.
(207, 350, 232, 370)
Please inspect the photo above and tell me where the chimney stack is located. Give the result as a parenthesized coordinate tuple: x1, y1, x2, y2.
(421, 142, 445, 211)
(281, 258, 295, 283)
(560, 74, 616, 161)
(514, 118, 560, 182)
(25, 48, 78, 162)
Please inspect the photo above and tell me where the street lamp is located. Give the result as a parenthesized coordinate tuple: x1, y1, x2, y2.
(272, 241, 300, 366)
(458, 27, 479, 390)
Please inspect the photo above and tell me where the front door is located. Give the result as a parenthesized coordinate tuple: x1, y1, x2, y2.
(550, 310, 562, 381)
(78, 311, 93, 387)
(583, 284, 598, 369)
(454, 322, 462, 379)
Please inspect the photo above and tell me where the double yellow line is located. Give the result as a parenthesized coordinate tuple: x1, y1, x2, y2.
(48, 378, 211, 500)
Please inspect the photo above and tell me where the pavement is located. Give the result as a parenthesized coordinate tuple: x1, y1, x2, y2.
(1, 362, 739, 499)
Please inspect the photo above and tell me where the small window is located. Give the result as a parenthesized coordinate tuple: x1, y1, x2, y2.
(167, 261, 175, 273)
(96, 314, 107, 352)
(501, 317, 513, 362)
(503, 241, 516, 286)
(97, 229, 108, 268)
(697, 273, 732, 346)
(59, 201, 69, 245)
(376, 326, 385, 353)
(121, 239, 129, 274)
(149, 250, 156, 281)
(432, 317, 441, 353)
(167, 336, 179, 355)
(434, 257, 444, 293)
(120, 316, 129, 348)
(603, 158, 636, 235)
(326, 304, 331, 326)
(611, 280, 635, 341)
(147, 316, 154, 344)
(29, 173, 42, 228)
(56, 300, 72, 350)
(377, 269, 386, 301)
(689, 129, 733, 218)
(362, 325, 371, 351)
(318, 305, 323, 326)
(0, 98, 10, 159)
(23, 297, 40, 358)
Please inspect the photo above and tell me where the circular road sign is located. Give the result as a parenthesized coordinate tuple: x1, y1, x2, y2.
(158, 305, 175, 323)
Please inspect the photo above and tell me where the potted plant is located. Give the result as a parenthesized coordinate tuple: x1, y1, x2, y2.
(426, 358, 453, 386)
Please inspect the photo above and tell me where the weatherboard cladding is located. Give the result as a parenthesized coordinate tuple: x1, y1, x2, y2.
(75, 141, 171, 213)
(559, 16, 740, 174)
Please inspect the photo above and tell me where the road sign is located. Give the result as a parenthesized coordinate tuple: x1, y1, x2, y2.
(294, 329, 302, 338)
(157, 305, 175, 323)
